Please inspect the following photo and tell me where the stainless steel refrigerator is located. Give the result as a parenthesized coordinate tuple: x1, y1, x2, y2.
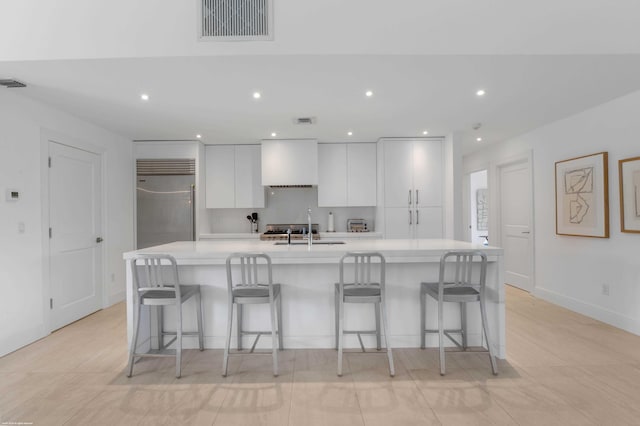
(136, 159, 196, 249)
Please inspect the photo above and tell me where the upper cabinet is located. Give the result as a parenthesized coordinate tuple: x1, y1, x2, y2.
(205, 145, 265, 208)
(382, 139, 443, 238)
(261, 139, 318, 186)
(318, 143, 377, 207)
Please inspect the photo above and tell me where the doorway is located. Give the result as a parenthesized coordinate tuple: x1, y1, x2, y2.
(468, 170, 489, 245)
(497, 157, 534, 292)
(48, 140, 103, 330)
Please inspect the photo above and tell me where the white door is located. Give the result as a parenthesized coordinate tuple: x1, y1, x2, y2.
(49, 141, 103, 330)
(499, 160, 533, 291)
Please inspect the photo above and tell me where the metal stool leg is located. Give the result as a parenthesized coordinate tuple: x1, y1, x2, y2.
(337, 296, 345, 376)
(334, 287, 339, 350)
(420, 288, 426, 349)
(176, 301, 182, 378)
(460, 302, 467, 350)
(222, 300, 234, 377)
(270, 296, 279, 377)
(380, 299, 395, 377)
(127, 303, 142, 377)
(196, 291, 204, 351)
(438, 298, 446, 375)
(236, 304, 243, 351)
(479, 297, 498, 375)
(375, 302, 381, 350)
(277, 293, 283, 350)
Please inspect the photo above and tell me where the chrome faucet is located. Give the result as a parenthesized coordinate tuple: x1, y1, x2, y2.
(307, 207, 313, 247)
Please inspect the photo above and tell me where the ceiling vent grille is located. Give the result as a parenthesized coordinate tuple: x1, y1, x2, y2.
(0, 79, 26, 88)
(200, 0, 273, 41)
(294, 117, 317, 125)
(136, 159, 196, 176)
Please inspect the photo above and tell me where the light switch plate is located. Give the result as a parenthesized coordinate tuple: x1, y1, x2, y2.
(5, 189, 19, 201)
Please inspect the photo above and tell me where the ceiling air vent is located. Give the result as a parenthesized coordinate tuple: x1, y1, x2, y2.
(0, 79, 26, 88)
(136, 159, 196, 176)
(200, 0, 273, 41)
(294, 117, 317, 125)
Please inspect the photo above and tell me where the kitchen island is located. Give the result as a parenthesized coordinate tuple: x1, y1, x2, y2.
(124, 239, 505, 357)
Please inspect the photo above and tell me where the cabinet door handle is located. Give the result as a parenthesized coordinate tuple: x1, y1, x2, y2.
(409, 210, 412, 225)
(416, 190, 419, 205)
(416, 209, 419, 225)
(408, 189, 412, 206)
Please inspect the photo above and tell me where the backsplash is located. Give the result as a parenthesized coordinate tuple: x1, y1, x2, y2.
(205, 187, 375, 233)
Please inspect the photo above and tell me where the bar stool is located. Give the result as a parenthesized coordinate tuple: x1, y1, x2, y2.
(127, 254, 204, 378)
(222, 252, 283, 377)
(335, 252, 394, 377)
(420, 251, 497, 375)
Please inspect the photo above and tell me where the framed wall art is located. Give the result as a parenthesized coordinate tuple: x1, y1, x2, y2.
(555, 152, 609, 238)
(618, 156, 640, 233)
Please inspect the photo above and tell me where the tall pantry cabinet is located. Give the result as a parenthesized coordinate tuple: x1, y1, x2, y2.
(381, 139, 443, 238)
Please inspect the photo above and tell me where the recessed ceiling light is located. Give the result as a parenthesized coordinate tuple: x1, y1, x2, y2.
(271, 132, 277, 137)
(476, 137, 483, 142)
(196, 134, 202, 139)
(140, 93, 149, 101)
(422, 130, 429, 135)
(365, 90, 373, 97)
(347, 131, 353, 136)
(253, 92, 261, 99)
(476, 89, 486, 96)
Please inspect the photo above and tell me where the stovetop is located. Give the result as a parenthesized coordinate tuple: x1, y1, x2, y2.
(261, 224, 320, 240)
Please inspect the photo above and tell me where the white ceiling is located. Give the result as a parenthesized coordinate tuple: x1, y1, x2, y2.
(2, 1, 640, 153)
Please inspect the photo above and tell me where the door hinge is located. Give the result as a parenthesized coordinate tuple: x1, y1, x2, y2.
(49, 227, 52, 239)
(50, 298, 53, 309)
(48, 157, 51, 168)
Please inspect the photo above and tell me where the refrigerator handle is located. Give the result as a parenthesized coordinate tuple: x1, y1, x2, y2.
(191, 184, 196, 241)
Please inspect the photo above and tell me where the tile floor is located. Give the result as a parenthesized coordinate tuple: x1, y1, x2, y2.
(2, 286, 640, 425)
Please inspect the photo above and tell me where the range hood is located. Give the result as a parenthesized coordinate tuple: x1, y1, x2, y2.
(261, 139, 318, 187)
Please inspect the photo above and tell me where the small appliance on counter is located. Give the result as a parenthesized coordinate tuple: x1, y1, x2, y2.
(347, 219, 368, 232)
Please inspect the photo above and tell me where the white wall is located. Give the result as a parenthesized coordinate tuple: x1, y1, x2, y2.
(464, 89, 640, 335)
(0, 90, 134, 357)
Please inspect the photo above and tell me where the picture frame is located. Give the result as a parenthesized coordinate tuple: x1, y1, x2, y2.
(618, 156, 640, 233)
(555, 152, 609, 238)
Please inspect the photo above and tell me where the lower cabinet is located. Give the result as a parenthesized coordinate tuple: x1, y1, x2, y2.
(384, 207, 443, 239)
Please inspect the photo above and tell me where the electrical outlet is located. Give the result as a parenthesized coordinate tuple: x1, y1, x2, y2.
(601, 283, 610, 296)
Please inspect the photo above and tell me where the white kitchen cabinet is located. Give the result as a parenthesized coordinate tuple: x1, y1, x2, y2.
(234, 145, 264, 208)
(318, 144, 348, 206)
(347, 143, 377, 206)
(382, 139, 443, 238)
(318, 143, 376, 207)
(206, 145, 265, 208)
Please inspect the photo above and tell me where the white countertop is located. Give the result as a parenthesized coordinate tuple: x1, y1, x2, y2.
(199, 231, 383, 240)
(125, 239, 503, 265)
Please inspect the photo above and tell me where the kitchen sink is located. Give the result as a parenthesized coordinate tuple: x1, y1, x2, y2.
(274, 241, 345, 245)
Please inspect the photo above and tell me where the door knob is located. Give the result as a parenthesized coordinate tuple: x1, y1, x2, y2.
(96, 237, 104, 243)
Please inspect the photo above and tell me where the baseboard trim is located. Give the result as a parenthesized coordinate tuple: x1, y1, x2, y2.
(106, 290, 126, 307)
(1, 324, 48, 358)
(534, 287, 640, 335)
